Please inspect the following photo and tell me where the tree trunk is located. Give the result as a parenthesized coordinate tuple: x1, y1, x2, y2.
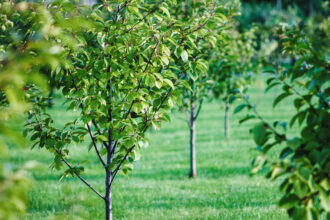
(105, 172, 112, 220)
(105, 78, 113, 220)
(189, 100, 196, 178)
(224, 100, 230, 139)
(276, 0, 281, 11)
(105, 137, 113, 220)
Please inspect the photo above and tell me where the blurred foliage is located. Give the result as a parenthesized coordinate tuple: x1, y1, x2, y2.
(238, 0, 329, 66)
(176, 1, 240, 113)
(209, 25, 258, 104)
(0, 1, 86, 219)
(238, 27, 330, 220)
(0, 0, 329, 219)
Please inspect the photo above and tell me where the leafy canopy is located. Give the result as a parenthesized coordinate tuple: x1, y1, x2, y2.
(24, 0, 232, 201)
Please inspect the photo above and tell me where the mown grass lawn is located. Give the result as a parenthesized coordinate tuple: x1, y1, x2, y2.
(10, 81, 295, 219)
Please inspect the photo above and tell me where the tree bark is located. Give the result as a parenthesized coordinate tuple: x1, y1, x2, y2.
(105, 75, 113, 220)
(276, 0, 281, 11)
(224, 100, 230, 139)
(105, 119, 113, 220)
(105, 170, 112, 220)
(189, 100, 196, 178)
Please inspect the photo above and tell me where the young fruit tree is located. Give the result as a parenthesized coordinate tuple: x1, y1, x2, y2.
(237, 27, 330, 219)
(172, 1, 239, 178)
(24, 1, 229, 219)
(209, 27, 257, 139)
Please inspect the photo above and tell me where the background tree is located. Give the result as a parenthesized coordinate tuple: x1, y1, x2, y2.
(171, 0, 239, 177)
(237, 26, 330, 219)
(209, 26, 258, 139)
(24, 0, 230, 219)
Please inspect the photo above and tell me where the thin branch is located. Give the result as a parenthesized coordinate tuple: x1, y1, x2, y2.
(188, 18, 210, 34)
(61, 155, 105, 200)
(68, 71, 109, 163)
(110, 39, 162, 154)
(193, 99, 203, 120)
(86, 122, 106, 167)
(109, 88, 173, 187)
(281, 79, 319, 116)
(114, 1, 130, 22)
(108, 145, 135, 187)
(241, 94, 286, 141)
(123, 6, 158, 34)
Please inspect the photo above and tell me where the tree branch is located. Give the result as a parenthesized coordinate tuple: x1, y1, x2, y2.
(109, 87, 173, 187)
(61, 154, 105, 200)
(86, 122, 106, 167)
(108, 145, 135, 187)
(193, 99, 203, 120)
(68, 71, 109, 163)
(110, 39, 162, 154)
(241, 94, 286, 141)
(123, 6, 158, 34)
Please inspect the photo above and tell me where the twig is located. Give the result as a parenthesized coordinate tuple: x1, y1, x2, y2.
(109, 88, 173, 187)
(193, 99, 203, 120)
(123, 6, 158, 34)
(110, 39, 162, 154)
(86, 122, 106, 167)
(241, 94, 286, 141)
(61, 156, 105, 200)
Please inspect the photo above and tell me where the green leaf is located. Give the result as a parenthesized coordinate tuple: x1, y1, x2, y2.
(233, 104, 246, 114)
(319, 186, 330, 212)
(273, 93, 292, 108)
(146, 74, 155, 87)
(278, 194, 300, 209)
(159, 6, 170, 18)
(97, 135, 108, 142)
(239, 115, 256, 124)
(181, 50, 188, 63)
(155, 80, 162, 89)
(100, 148, 107, 156)
(181, 80, 192, 91)
(164, 79, 174, 89)
(161, 56, 169, 66)
(252, 123, 269, 146)
(265, 82, 280, 92)
(287, 137, 301, 151)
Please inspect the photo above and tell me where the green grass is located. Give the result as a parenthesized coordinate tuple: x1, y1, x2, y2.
(10, 81, 295, 219)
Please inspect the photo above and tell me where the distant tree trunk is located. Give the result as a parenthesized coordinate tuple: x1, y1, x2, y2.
(224, 99, 230, 139)
(308, 0, 313, 16)
(189, 100, 196, 178)
(277, 0, 281, 11)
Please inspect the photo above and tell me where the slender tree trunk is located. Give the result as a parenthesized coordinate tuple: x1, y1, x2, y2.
(189, 100, 196, 178)
(105, 170, 112, 220)
(105, 77, 113, 220)
(224, 100, 230, 139)
(276, 0, 281, 11)
(105, 121, 113, 220)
